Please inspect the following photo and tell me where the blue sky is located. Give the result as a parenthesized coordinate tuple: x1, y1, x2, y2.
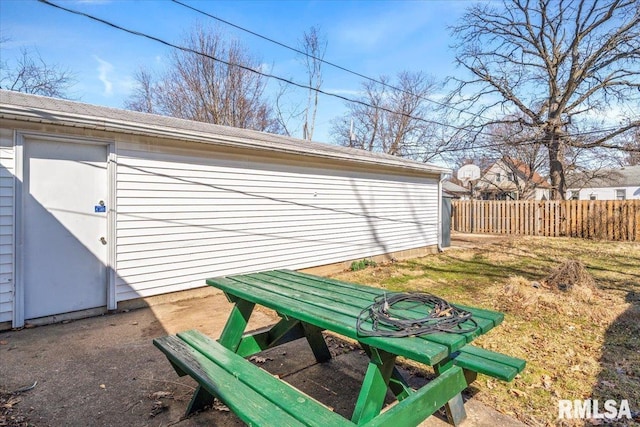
(1, 0, 469, 143)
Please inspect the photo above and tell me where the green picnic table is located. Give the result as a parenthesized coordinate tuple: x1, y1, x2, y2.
(154, 269, 525, 427)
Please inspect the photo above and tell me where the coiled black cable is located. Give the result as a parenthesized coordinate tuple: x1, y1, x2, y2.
(356, 292, 478, 338)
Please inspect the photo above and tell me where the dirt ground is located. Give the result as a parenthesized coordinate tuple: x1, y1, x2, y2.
(0, 236, 525, 427)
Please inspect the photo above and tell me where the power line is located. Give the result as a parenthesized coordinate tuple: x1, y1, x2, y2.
(170, 0, 494, 122)
(35, 0, 639, 150)
(406, 125, 638, 160)
(184, 0, 634, 143)
(178, 0, 639, 143)
(36, 0, 470, 133)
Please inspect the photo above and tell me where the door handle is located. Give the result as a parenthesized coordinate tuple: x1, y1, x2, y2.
(100, 237, 107, 245)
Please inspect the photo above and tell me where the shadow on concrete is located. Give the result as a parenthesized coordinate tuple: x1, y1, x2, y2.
(0, 293, 275, 426)
(592, 290, 640, 426)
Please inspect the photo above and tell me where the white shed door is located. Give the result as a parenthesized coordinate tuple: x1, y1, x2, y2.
(23, 139, 108, 319)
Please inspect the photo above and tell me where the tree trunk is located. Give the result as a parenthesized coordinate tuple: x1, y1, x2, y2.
(547, 130, 566, 200)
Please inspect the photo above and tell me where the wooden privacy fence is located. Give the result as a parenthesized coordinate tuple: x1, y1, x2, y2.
(451, 200, 640, 241)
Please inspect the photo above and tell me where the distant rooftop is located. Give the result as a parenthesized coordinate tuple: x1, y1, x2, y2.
(443, 180, 470, 195)
(567, 165, 640, 188)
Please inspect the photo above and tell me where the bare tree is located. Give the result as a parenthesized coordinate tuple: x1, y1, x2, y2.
(454, 118, 550, 200)
(448, 0, 640, 199)
(331, 71, 440, 160)
(124, 68, 155, 113)
(332, 76, 386, 152)
(125, 25, 280, 133)
(484, 121, 549, 198)
(272, 26, 327, 140)
(300, 26, 327, 141)
(0, 45, 75, 98)
(623, 128, 640, 165)
(274, 80, 305, 137)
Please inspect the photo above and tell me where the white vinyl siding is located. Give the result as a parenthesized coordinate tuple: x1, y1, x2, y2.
(115, 147, 438, 301)
(569, 186, 639, 200)
(0, 128, 14, 322)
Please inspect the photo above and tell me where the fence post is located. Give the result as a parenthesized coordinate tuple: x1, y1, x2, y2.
(470, 199, 474, 233)
(636, 200, 640, 242)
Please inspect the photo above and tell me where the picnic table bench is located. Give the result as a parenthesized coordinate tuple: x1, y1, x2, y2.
(154, 269, 525, 426)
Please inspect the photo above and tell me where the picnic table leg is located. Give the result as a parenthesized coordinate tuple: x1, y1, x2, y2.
(388, 367, 413, 400)
(218, 296, 255, 352)
(301, 322, 332, 363)
(351, 347, 397, 425)
(434, 360, 467, 426)
(185, 385, 216, 416)
(235, 317, 306, 357)
(361, 344, 412, 400)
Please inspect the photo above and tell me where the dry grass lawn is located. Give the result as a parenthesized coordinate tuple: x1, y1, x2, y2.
(332, 235, 640, 427)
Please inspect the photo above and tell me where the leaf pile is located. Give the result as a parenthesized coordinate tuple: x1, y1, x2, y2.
(544, 259, 596, 292)
(0, 392, 30, 427)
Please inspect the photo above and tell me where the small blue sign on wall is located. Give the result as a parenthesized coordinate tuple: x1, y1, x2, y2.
(95, 205, 106, 213)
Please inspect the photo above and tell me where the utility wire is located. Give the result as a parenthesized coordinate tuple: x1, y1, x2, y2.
(34, 1, 549, 157)
(37, 0, 638, 150)
(38, 0, 468, 132)
(177, 0, 640, 138)
(172, 0, 639, 142)
(171, 0, 494, 122)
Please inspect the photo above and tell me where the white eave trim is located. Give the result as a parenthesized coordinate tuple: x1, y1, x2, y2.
(0, 104, 451, 176)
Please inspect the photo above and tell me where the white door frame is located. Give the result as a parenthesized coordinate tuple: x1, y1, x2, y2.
(13, 131, 116, 328)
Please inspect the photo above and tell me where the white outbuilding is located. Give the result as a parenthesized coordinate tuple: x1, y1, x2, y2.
(566, 166, 640, 200)
(0, 90, 449, 330)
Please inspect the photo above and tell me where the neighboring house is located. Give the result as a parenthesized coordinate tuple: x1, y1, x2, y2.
(0, 90, 450, 329)
(442, 180, 471, 199)
(566, 166, 640, 200)
(475, 158, 550, 200)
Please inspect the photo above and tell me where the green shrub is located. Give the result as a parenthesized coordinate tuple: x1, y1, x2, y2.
(350, 258, 377, 271)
